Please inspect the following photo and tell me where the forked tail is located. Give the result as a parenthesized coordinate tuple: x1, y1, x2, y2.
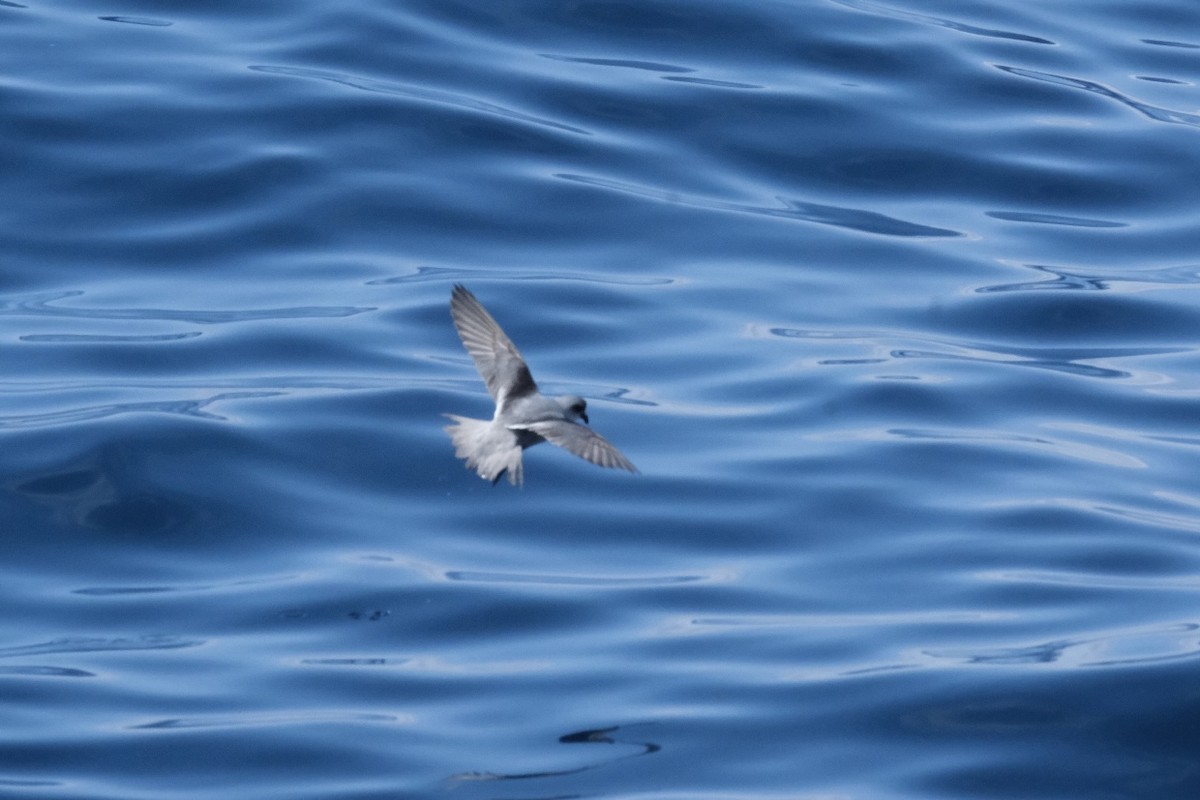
(443, 415, 524, 486)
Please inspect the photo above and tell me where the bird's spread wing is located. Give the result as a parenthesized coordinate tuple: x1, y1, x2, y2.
(515, 419, 638, 473)
(451, 284, 537, 407)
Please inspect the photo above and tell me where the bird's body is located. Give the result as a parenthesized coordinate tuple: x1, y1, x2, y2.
(444, 284, 637, 485)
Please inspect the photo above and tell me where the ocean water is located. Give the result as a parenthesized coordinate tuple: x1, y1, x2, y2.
(4, 0, 1200, 797)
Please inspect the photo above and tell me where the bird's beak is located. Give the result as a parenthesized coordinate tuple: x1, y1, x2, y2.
(580, 411, 589, 424)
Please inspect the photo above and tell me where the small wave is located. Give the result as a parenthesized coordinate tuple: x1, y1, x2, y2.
(664, 76, 763, 90)
(98, 16, 173, 27)
(370, 265, 673, 286)
(885, 426, 1146, 468)
(540, 52, 762, 87)
(445, 570, 709, 587)
(0, 635, 202, 659)
(765, 325, 1186, 382)
(978, 263, 1200, 293)
(0, 290, 372, 324)
(996, 64, 1200, 128)
(0, 390, 284, 429)
(540, 54, 694, 74)
(927, 623, 1200, 668)
(983, 570, 1200, 591)
(1142, 38, 1200, 50)
(72, 573, 300, 596)
(130, 711, 405, 731)
(249, 64, 590, 136)
(985, 211, 1126, 228)
(1136, 76, 1189, 85)
(832, 0, 1054, 44)
(558, 173, 961, 237)
(20, 332, 202, 343)
(891, 348, 1131, 379)
(448, 723, 659, 785)
(0, 665, 95, 678)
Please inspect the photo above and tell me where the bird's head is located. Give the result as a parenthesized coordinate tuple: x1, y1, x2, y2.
(559, 395, 589, 424)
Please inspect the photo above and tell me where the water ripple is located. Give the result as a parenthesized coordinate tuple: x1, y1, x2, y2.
(72, 574, 299, 596)
(985, 211, 1127, 228)
(20, 332, 202, 343)
(0, 291, 371, 324)
(997, 64, 1200, 128)
(444, 571, 709, 587)
(812, 426, 1146, 468)
(541, 53, 760, 88)
(448, 724, 659, 786)
(688, 611, 1004, 630)
(558, 173, 961, 237)
(664, 75, 762, 89)
(1092, 502, 1200, 535)
(0, 390, 283, 429)
(1143, 39, 1200, 50)
(832, 0, 1054, 44)
(984, 570, 1200, 591)
(0, 665, 94, 678)
(370, 264, 673, 286)
(131, 711, 406, 731)
(767, 326, 1186, 381)
(891, 349, 1130, 379)
(979, 263, 1200, 293)
(249, 65, 590, 136)
(0, 635, 202, 659)
(927, 623, 1200, 668)
(540, 54, 695, 74)
(98, 15, 173, 27)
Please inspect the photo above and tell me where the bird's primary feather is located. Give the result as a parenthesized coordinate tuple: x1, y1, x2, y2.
(513, 419, 638, 473)
(450, 284, 537, 411)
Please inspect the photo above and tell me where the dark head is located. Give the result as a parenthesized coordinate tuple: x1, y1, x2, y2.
(560, 395, 589, 424)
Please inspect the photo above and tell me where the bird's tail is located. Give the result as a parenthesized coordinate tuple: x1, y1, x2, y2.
(443, 415, 524, 486)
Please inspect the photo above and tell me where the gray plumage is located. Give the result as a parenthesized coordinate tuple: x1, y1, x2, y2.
(444, 284, 638, 485)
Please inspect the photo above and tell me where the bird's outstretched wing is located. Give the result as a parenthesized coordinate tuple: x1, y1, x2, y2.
(516, 419, 638, 473)
(450, 284, 537, 407)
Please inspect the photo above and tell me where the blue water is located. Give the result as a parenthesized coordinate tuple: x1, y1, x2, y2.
(4, 0, 1200, 796)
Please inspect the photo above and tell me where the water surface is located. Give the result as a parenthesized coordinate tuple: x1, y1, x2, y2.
(4, 0, 1200, 797)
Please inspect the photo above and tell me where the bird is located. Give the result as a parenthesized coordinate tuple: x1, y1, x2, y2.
(444, 284, 638, 486)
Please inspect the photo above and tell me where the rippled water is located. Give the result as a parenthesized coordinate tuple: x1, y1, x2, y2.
(5, 1, 1200, 797)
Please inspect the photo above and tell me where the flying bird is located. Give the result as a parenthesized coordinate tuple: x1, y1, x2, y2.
(444, 284, 638, 486)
